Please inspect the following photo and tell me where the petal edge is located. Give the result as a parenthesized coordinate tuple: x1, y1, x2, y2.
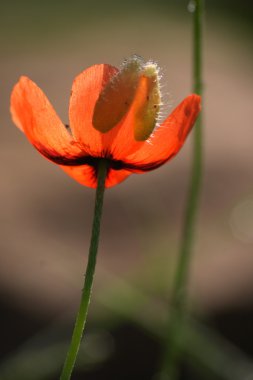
(11, 76, 83, 160)
(125, 94, 201, 170)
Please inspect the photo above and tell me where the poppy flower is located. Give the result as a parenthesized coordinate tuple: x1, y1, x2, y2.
(10, 56, 201, 188)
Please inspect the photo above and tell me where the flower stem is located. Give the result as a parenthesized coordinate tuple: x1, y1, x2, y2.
(60, 159, 108, 380)
(163, 1, 204, 379)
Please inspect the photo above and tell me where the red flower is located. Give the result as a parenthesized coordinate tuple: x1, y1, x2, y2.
(10, 57, 201, 188)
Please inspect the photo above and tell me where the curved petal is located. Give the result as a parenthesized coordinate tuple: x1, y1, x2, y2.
(69, 64, 118, 155)
(60, 165, 132, 188)
(60, 165, 97, 188)
(106, 74, 160, 159)
(10, 76, 83, 160)
(125, 94, 201, 170)
(106, 168, 132, 188)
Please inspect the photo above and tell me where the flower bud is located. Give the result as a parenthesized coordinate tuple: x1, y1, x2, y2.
(92, 56, 161, 141)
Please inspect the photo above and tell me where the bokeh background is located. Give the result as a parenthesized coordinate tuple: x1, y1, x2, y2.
(1, 1, 253, 379)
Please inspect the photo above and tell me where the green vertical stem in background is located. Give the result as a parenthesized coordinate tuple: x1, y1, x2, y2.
(60, 159, 108, 380)
(163, 1, 204, 379)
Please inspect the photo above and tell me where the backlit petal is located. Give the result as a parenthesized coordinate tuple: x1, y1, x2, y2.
(10, 76, 82, 160)
(106, 168, 132, 188)
(60, 165, 97, 188)
(60, 165, 131, 188)
(69, 64, 118, 155)
(102, 73, 161, 160)
(125, 94, 201, 170)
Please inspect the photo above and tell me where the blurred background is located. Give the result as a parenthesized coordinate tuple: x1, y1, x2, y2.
(1, 0, 253, 379)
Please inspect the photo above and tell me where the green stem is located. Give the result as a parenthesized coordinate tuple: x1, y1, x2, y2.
(60, 159, 108, 380)
(163, 1, 204, 378)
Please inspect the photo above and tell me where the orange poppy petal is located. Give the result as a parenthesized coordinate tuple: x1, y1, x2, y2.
(60, 165, 131, 188)
(106, 168, 132, 188)
(105, 75, 158, 159)
(69, 64, 118, 155)
(125, 94, 201, 169)
(60, 165, 97, 188)
(10, 76, 82, 159)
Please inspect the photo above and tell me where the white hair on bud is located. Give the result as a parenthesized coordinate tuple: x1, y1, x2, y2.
(108, 54, 144, 92)
(120, 54, 144, 72)
(115, 56, 178, 141)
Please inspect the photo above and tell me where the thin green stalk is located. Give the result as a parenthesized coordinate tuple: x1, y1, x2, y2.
(60, 159, 108, 380)
(163, 1, 204, 379)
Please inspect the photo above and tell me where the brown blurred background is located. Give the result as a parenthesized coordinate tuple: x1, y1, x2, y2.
(1, 1, 253, 379)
